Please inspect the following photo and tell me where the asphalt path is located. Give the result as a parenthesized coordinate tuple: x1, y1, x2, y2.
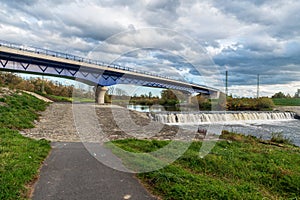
(32, 142, 156, 200)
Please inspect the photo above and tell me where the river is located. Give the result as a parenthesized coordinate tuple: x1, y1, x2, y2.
(127, 105, 300, 146)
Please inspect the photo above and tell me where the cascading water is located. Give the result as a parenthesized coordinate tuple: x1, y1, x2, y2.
(152, 111, 296, 124)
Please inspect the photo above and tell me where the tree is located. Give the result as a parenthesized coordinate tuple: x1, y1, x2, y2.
(161, 89, 176, 101)
(160, 89, 186, 106)
(272, 92, 286, 98)
(286, 93, 292, 98)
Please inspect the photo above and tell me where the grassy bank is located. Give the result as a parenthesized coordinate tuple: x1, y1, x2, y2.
(272, 98, 300, 106)
(44, 94, 72, 102)
(110, 132, 300, 199)
(0, 91, 51, 200)
(37, 92, 95, 103)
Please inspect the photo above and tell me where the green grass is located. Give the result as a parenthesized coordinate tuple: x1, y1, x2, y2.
(48, 94, 72, 102)
(38, 92, 94, 103)
(270, 132, 293, 145)
(0, 93, 48, 129)
(109, 132, 300, 199)
(39, 93, 72, 102)
(0, 91, 51, 199)
(0, 129, 50, 200)
(272, 98, 300, 106)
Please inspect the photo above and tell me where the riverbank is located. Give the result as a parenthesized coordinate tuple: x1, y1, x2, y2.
(110, 132, 300, 199)
(272, 98, 300, 106)
(275, 106, 300, 115)
(4, 92, 299, 199)
(21, 103, 207, 142)
(23, 102, 299, 146)
(0, 89, 51, 200)
(30, 100, 297, 199)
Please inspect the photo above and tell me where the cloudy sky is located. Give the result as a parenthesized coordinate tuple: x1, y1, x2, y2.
(1, 0, 299, 97)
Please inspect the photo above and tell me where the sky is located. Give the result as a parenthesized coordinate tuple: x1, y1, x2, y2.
(0, 0, 299, 97)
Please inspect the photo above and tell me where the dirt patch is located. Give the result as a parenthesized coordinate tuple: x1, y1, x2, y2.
(0, 87, 15, 97)
(0, 102, 7, 106)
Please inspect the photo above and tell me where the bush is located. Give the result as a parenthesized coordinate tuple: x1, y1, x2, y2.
(256, 97, 275, 111)
(227, 97, 274, 111)
(270, 132, 292, 145)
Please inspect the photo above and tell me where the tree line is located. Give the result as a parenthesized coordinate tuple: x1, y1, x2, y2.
(272, 91, 300, 98)
(0, 72, 92, 99)
(1, 72, 290, 110)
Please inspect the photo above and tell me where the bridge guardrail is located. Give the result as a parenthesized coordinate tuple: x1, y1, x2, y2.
(0, 40, 175, 81)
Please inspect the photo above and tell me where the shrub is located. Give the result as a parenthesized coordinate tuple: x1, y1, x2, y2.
(256, 97, 274, 110)
(227, 97, 274, 111)
(270, 132, 292, 145)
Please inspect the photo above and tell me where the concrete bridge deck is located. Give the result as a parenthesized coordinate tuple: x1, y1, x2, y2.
(0, 40, 221, 104)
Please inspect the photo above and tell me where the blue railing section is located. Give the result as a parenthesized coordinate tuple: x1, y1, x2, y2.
(0, 40, 176, 80)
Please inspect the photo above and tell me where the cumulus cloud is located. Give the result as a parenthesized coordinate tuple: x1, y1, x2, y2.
(0, 0, 299, 97)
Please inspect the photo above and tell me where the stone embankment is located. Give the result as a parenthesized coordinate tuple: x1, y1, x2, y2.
(22, 103, 205, 142)
(275, 106, 300, 118)
(21, 103, 80, 141)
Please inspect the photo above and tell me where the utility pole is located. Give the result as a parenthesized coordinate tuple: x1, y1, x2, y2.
(257, 74, 260, 98)
(225, 70, 228, 97)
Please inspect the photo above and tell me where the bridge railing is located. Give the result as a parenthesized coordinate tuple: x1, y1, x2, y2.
(0, 40, 174, 80)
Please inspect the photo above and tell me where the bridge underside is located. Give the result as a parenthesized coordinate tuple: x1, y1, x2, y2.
(0, 50, 219, 103)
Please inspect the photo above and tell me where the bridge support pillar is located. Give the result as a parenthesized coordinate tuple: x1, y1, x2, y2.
(210, 91, 220, 99)
(95, 86, 108, 104)
(187, 95, 193, 104)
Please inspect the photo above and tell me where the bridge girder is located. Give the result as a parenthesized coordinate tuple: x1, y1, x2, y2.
(0, 55, 209, 95)
(0, 44, 220, 98)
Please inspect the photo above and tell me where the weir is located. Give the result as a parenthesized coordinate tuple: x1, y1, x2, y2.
(152, 111, 297, 124)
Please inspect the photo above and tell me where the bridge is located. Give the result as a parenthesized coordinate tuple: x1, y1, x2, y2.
(0, 40, 220, 104)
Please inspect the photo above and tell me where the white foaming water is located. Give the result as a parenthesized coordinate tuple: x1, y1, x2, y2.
(153, 111, 296, 124)
(148, 111, 300, 147)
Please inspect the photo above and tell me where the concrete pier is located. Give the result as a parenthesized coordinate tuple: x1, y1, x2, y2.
(95, 86, 108, 104)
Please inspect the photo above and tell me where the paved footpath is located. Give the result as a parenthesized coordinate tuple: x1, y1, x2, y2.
(32, 142, 156, 200)
(27, 102, 187, 200)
